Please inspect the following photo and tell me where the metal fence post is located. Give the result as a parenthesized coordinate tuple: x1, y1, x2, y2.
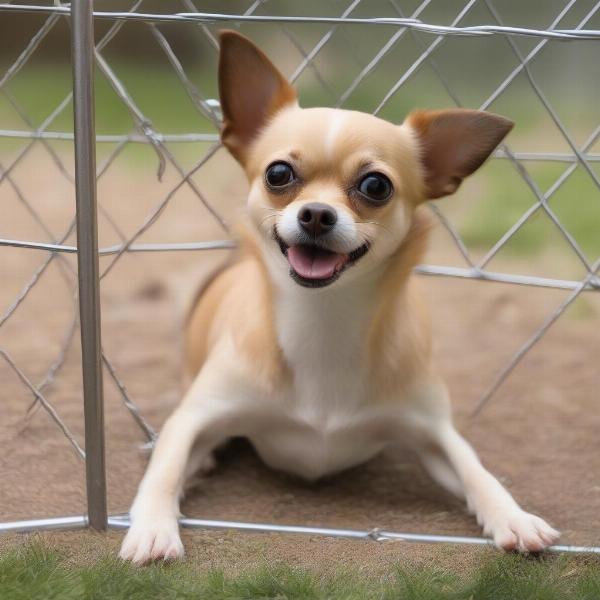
(71, 0, 107, 531)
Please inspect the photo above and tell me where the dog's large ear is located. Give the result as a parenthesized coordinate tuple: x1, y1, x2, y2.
(407, 109, 513, 199)
(218, 30, 297, 164)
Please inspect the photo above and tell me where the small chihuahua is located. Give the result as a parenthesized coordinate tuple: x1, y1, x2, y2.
(120, 31, 559, 563)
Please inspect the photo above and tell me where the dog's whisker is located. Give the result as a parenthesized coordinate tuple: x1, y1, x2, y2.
(259, 215, 278, 229)
(358, 220, 394, 238)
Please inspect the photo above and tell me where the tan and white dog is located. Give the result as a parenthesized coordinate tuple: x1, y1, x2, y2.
(120, 31, 559, 563)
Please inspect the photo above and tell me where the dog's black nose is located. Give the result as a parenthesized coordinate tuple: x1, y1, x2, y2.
(297, 203, 337, 236)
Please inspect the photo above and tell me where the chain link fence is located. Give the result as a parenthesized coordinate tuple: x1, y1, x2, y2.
(0, 1, 598, 552)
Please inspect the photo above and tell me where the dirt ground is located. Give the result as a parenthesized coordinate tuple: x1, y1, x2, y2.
(1, 151, 599, 567)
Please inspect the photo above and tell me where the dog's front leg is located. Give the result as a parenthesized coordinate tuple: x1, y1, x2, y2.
(405, 383, 560, 552)
(424, 422, 559, 551)
(119, 370, 243, 564)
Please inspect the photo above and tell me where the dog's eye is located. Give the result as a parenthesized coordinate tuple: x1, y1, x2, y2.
(357, 172, 393, 205)
(265, 162, 295, 188)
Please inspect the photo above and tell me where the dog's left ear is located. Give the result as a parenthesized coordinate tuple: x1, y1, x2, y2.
(407, 109, 513, 199)
(218, 30, 297, 164)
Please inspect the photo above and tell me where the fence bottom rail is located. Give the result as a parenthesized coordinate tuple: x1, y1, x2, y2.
(1, 514, 599, 554)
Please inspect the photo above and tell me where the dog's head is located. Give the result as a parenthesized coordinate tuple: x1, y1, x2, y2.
(218, 31, 513, 289)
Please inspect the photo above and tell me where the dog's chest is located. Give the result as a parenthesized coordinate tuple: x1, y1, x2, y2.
(249, 289, 390, 480)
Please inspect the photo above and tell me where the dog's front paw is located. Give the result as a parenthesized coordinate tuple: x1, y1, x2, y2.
(119, 517, 184, 564)
(483, 509, 560, 552)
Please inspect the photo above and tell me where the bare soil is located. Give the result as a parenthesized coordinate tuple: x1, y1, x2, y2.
(1, 154, 599, 567)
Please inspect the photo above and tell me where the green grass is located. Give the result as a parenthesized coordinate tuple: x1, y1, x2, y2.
(0, 61, 553, 137)
(459, 160, 600, 260)
(2, 541, 600, 600)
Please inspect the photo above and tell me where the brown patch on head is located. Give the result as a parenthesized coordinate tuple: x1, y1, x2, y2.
(408, 109, 513, 199)
(218, 31, 297, 165)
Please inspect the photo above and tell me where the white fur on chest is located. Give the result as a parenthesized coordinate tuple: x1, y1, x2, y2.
(277, 285, 369, 417)
(248, 282, 391, 480)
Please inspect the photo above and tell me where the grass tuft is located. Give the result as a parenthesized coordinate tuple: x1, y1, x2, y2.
(1, 540, 600, 600)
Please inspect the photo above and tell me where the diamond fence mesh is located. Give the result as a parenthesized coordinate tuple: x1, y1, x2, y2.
(0, 1, 599, 550)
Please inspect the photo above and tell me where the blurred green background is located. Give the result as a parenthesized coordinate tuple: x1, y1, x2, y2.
(2, 0, 600, 272)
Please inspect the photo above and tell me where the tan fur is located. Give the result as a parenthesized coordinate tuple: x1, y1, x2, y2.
(186, 210, 431, 400)
(120, 32, 559, 564)
(186, 227, 286, 391)
(367, 210, 433, 396)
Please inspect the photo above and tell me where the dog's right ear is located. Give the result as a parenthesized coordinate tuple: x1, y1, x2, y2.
(218, 31, 297, 165)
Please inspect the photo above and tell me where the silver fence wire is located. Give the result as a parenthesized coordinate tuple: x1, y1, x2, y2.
(0, 0, 598, 551)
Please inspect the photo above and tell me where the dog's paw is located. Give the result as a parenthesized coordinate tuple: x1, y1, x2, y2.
(119, 518, 184, 564)
(483, 509, 560, 552)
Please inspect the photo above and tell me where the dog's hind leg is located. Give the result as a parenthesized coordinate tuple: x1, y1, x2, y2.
(186, 444, 217, 478)
(182, 444, 218, 492)
(416, 445, 466, 502)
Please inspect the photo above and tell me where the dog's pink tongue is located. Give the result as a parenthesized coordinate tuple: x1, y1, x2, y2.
(287, 245, 347, 279)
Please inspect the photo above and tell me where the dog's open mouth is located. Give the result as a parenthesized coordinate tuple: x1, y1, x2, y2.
(274, 229, 369, 288)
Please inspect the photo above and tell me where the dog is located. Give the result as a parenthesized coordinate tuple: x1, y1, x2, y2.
(119, 30, 559, 563)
